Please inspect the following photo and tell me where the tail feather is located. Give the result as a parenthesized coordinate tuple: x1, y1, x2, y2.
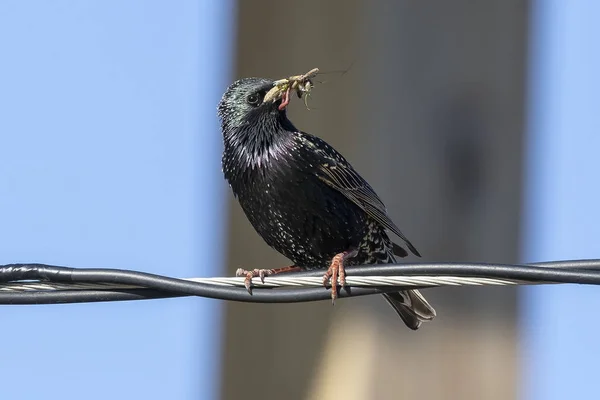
(366, 225, 433, 329)
(382, 290, 436, 330)
(392, 241, 421, 258)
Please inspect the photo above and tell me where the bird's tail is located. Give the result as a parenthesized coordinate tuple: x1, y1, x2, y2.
(382, 290, 436, 330)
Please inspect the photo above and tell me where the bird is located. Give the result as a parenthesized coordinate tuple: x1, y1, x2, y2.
(217, 75, 436, 329)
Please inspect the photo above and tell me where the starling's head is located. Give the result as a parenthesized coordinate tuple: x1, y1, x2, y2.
(217, 77, 287, 133)
(218, 77, 298, 173)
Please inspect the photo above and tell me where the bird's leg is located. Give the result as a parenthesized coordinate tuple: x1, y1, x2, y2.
(236, 265, 301, 294)
(322, 249, 359, 304)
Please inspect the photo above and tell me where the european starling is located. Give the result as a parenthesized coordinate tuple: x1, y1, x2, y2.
(217, 74, 436, 329)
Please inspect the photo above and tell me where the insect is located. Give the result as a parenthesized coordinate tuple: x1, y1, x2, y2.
(263, 67, 319, 110)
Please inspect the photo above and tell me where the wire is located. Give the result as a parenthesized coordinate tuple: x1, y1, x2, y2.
(0, 259, 598, 305)
(0, 276, 525, 292)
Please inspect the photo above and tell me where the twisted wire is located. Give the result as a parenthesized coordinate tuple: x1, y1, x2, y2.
(0, 275, 529, 292)
(0, 259, 596, 305)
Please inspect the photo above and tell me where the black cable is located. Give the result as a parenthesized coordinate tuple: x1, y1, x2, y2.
(0, 259, 599, 305)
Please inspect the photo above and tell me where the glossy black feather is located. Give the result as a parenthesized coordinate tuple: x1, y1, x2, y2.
(218, 77, 435, 329)
(301, 134, 422, 258)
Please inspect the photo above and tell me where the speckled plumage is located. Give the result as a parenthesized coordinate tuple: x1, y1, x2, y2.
(218, 77, 435, 329)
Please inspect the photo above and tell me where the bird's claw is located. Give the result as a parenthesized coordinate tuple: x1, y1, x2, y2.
(322, 250, 357, 305)
(235, 266, 302, 294)
(235, 268, 274, 295)
(322, 255, 344, 304)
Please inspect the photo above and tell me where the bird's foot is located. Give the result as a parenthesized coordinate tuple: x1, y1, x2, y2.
(236, 265, 301, 294)
(322, 249, 358, 304)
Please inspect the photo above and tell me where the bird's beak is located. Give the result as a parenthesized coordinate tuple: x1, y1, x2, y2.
(264, 84, 291, 111)
(263, 85, 285, 104)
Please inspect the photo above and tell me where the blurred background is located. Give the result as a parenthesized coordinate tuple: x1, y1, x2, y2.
(0, 1, 598, 399)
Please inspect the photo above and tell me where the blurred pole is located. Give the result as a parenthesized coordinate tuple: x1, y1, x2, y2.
(0, 1, 233, 399)
(521, 1, 600, 399)
(222, 1, 527, 399)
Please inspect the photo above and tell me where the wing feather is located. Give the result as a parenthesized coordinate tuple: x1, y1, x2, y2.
(316, 155, 421, 257)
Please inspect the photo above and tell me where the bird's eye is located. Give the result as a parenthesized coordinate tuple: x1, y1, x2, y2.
(246, 93, 262, 106)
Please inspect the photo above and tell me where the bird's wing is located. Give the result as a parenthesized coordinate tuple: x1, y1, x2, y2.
(300, 133, 421, 257)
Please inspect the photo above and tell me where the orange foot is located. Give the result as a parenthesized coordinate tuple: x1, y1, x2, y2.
(236, 265, 301, 294)
(322, 249, 358, 304)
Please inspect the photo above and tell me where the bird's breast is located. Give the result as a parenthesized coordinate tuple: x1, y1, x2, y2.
(226, 154, 369, 268)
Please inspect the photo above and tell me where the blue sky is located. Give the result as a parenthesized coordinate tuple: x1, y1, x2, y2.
(0, 1, 233, 399)
(522, 1, 600, 399)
